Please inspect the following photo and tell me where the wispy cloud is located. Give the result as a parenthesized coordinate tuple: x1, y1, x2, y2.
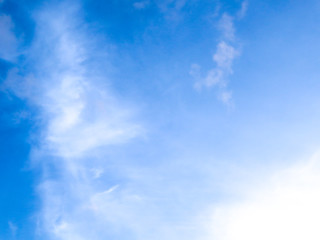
(0, 14, 18, 62)
(155, 0, 187, 22)
(3, 2, 220, 239)
(2, 2, 144, 239)
(237, 0, 248, 19)
(191, 2, 247, 105)
(193, 41, 238, 91)
(34, 5, 141, 159)
(219, 13, 235, 41)
(8, 221, 18, 237)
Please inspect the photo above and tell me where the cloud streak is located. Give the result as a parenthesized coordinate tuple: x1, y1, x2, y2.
(3, 2, 219, 239)
(1, 3, 145, 239)
(8, 221, 18, 237)
(191, 2, 247, 105)
(237, 0, 248, 19)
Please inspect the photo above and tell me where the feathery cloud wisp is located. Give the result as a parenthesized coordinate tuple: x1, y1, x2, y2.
(193, 39, 238, 105)
(191, 2, 247, 105)
(3, 3, 143, 239)
(8, 221, 17, 237)
(237, 0, 248, 19)
(219, 13, 235, 41)
(0, 14, 18, 61)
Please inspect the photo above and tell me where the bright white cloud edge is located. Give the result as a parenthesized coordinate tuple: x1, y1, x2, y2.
(207, 152, 320, 240)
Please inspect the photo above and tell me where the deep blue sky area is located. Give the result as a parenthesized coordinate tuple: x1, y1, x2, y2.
(0, 1, 37, 234)
(0, 91, 36, 239)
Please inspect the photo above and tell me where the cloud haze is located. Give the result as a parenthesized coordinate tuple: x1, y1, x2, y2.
(209, 153, 320, 240)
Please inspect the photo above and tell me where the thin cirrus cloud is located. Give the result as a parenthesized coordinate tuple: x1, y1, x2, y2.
(3, 3, 143, 239)
(191, 41, 238, 92)
(191, 5, 246, 105)
(237, 0, 248, 19)
(8, 221, 17, 237)
(0, 14, 18, 62)
(1, 2, 211, 239)
(32, 4, 141, 159)
(25, 2, 239, 239)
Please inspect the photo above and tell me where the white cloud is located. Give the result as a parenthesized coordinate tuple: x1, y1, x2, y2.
(193, 41, 238, 95)
(44, 72, 140, 158)
(0, 14, 18, 61)
(4, 3, 144, 239)
(26, 4, 142, 159)
(4, 2, 244, 240)
(213, 41, 238, 70)
(208, 152, 320, 240)
(191, 9, 242, 105)
(237, 0, 249, 19)
(202, 69, 222, 88)
(218, 13, 235, 41)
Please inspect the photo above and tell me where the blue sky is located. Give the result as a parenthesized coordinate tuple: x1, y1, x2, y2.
(2, 0, 320, 239)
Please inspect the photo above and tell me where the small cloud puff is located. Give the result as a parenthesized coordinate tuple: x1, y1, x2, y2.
(213, 41, 238, 71)
(218, 90, 233, 105)
(190, 4, 244, 105)
(192, 41, 238, 106)
(218, 14, 235, 41)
